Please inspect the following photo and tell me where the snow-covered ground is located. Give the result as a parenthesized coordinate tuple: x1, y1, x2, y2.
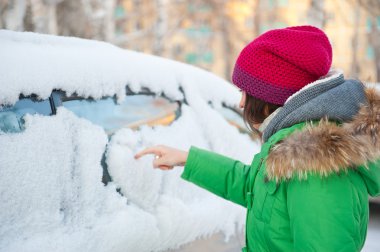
(0, 30, 259, 252)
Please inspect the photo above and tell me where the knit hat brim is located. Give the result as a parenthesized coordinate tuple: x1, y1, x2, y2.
(233, 64, 298, 105)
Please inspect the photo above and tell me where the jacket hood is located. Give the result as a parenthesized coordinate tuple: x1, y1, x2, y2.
(265, 85, 380, 197)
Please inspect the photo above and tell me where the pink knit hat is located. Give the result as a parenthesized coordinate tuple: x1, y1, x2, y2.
(232, 25, 332, 105)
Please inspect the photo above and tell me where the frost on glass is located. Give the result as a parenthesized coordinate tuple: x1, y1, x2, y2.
(0, 98, 52, 133)
(62, 95, 179, 135)
(0, 111, 21, 133)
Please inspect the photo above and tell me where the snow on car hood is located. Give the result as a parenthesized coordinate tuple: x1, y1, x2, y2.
(0, 30, 240, 108)
(0, 31, 260, 251)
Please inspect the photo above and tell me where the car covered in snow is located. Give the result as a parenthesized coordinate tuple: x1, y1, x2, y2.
(0, 30, 260, 252)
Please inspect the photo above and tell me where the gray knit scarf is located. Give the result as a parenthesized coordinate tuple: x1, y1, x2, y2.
(262, 70, 367, 142)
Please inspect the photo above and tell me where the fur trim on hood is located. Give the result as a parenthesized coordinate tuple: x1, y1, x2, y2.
(266, 87, 380, 181)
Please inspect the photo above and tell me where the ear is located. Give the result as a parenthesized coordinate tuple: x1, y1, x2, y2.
(239, 91, 246, 109)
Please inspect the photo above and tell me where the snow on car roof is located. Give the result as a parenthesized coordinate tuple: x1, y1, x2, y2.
(0, 29, 240, 107)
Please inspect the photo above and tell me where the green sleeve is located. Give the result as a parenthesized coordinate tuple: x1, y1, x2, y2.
(181, 146, 252, 207)
(287, 174, 360, 252)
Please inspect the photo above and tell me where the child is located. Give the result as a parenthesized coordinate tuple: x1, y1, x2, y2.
(135, 26, 380, 252)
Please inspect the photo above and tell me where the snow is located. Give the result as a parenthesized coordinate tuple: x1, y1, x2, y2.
(0, 29, 240, 107)
(0, 104, 256, 251)
(0, 30, 260, 251)
(112, 93, 257, 249)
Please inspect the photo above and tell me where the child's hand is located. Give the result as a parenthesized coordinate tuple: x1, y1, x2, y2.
(134, 145, 188, 170)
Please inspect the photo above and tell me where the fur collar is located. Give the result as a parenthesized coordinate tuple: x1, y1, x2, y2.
(266, 87, 380, 181)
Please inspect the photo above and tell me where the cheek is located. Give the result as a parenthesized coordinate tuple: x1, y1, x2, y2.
(239, 93, 246, 108)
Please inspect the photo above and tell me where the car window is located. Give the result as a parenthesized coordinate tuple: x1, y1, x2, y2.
(0, 98, 52, 133)
(62, 95, 180, 136)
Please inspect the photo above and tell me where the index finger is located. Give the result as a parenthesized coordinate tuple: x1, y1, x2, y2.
(134, 147, 161, 159)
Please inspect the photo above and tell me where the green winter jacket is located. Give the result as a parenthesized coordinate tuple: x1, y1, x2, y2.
(181, 89, 380, 252)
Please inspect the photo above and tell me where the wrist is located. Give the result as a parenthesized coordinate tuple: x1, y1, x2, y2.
(179, 151, 188, 166)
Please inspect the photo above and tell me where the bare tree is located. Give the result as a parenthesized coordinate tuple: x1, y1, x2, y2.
(0, 0, 115, 42)
(307, 0, 326, 29)
(368, 15, 380, 82)
(0, 0, 9, 28)
(351, 2, 361, 78)
(355, 0, 380, 81)
(194, 0, 247, 79)
(112, 1, 190, 56)
(56, 0, 114, 40)
(152, 0, 168, 56)
(253, 0, 261, 36)
(214, 0, 234, 79)
(0, 0, 27, 31)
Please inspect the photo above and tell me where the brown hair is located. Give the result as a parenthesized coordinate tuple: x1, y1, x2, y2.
(243, 94, 281, 133)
